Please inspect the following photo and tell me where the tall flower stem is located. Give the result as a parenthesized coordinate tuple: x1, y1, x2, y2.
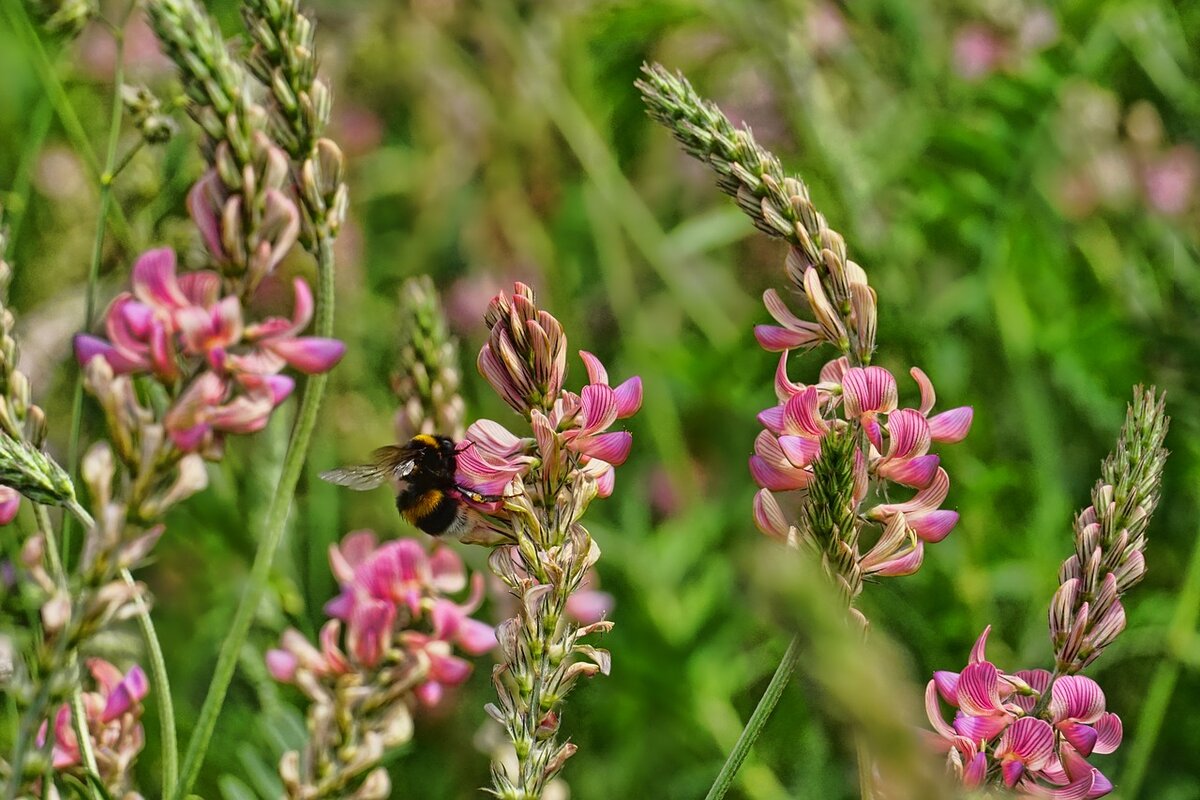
(124, 567, 177, 794)
(703, 635, 800, 800)
(173, 232, 336, 800)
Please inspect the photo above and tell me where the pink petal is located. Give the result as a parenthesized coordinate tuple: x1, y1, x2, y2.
(132, 247, 187, 309)
(613, 376, 643, 418)
(578, 350, 608, 385)
(929, 406, 974, 443)
(268, 337, 346, 374)
(1002, 759, 1025, 788)
(910, 366, 936, 415)
(178, 270, 222, 307)
(953, 711, 1010, 741)
(429, 652, 472, 685)
(0, 486, 19, 525)
(969, 626, 992, 664)
(957, 662, 1004, 716)
(1050, 675, 1107, 725)
(885, 408, 932, 460)
(187, 172, 227, 260)
(429, 546, 466, 594)
(869, 540, 924, 576)
(749, 455, 810, 491)
(574, 430, 633, 465)
(416, 680, 444, 706)
(911, 509, 959, 543)
(266, 649, 298, 682)
(774, 352, 804, 401)
(933, 671, 960, 705)
(566, 589, 614, 625)
(591, 460, 616, 497)
(1059, 721, 1099, 757)
(757, 405, 786, 434)
(754, 324, 821, 351)
(1010, 669, 1052, 713)
(100, 665, 149, 722)
(925, 681, 957, 739)
(1093, 713, 1122, 754)
(753, 489, 790, 540)
(842, 366, 898, 417)
(580, 384, 619, 433)
(456, 617, 497, 655)
(879, 454, 941, 489)
(999, 717, 1055, 769)
(778, 435, 821, 468)
(963, 751, 988, 788)
(782, 386, 828, 436)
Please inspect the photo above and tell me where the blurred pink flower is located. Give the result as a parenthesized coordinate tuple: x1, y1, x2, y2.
(0, 486, 20, 525)
(952, 24, 1007, 81)
(1142, 145, 1199, 216)
(38, 660, 148, 783)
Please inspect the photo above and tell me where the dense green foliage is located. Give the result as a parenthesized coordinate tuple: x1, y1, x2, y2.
(1, 1, 1198, 797)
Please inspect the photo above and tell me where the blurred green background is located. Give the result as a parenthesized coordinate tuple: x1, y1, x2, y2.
(2, 0, 1199, 797)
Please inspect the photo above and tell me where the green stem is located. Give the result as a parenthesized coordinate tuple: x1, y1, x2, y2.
(703, 635, 800, 800)
(173, 232, 336, 800)
(64, 5, 129, 569)
(123, 567, 178, 795)
(0, 0, 135, 250)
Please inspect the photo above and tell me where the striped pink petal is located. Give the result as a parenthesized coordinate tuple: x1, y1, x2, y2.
(613, 376, 643, 418)
(885, 408, 932, 460)
(929, 406, 974, 443)
(1093, 712, 1122, 755)
(910, 366, 937, 415)
(782, 386, 828, 436)
(131, 247, 187, 309)
(578, 350, 608, 384)
(574, 430, 632, 465)
(1050, 676, 1106, 725)
(842, 366, 898, 417)
(910, 509, 959, 543)
(925, 680, 956, 739)
(957, 661, 1005, 716)
(778, 435, 821, 469)
(580, 384, 619, 434)
(755, 324, 821, 351)
(753, 489, 790, 541)
(879, 454, 941, 489)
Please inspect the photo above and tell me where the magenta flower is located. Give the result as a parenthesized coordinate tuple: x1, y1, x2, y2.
(38, 660, 149, 784)
(76, 248, 344, 454)
(925, 628, 1121, 797)
(269, 531, 495, 707)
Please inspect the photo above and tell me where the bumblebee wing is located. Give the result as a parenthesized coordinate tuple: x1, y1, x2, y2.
(371, 445, 419, 479)
(318, 463, 393, 490)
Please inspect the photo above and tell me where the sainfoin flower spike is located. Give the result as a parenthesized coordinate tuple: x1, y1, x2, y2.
(74, 247, 344, 455)
(267, 531, 495, 798)
(454, 283, 638, 799)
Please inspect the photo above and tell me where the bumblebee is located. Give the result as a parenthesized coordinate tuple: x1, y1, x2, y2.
(320, 434, 486, 536)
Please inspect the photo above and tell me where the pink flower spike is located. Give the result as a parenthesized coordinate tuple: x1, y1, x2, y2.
(928, 406, 974, 443)
(0, 486, 18, 525)
(100, 665, 149, 722)
(842, 366, 898, 418)
(266, 649, 298, 682)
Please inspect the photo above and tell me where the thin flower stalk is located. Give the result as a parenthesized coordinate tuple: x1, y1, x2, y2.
(450, 283, 640, 799)
(392, 276, 466, 442)
(266, 532, 495, 799)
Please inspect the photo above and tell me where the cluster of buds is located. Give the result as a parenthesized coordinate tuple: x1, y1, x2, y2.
(392, 276, 466, 442)
(925, 628, 1121, 798)
(751, 358, 972, 589)
(266, 531, 494, 800)
(1051, 387, 1167, 673)
(241, 0, 348, 244)
(75, 247, 343, 456)
(36, 660, 150, 796)
(446, 283, 639, 799)
(121, 84, 179, 146)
